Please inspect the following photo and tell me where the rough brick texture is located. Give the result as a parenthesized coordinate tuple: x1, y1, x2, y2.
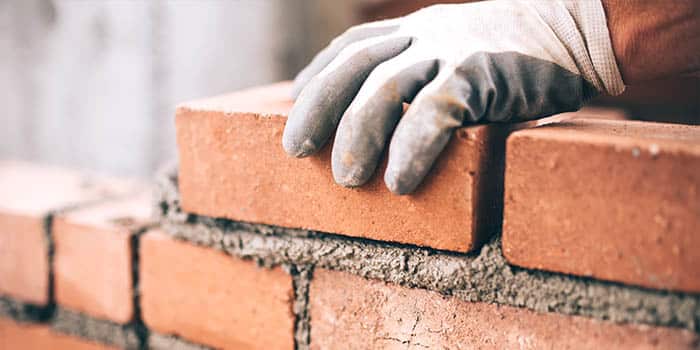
(176, 82, 510, 252)
(53, 191, 152, 323)
(503, 118, 700, 292)
(0, 317, 116, 350)
(140, 230, 295, 349)
(310, 269, 699, 349)
(0, 161, 137, 305)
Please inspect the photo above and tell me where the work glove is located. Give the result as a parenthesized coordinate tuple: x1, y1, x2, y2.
(283, 0, 625, 194)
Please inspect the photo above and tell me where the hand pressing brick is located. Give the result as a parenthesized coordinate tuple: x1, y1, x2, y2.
(53, 190, 153, 324)
(0, 161, 138, 305)
(503, 118, 700, 292)
(140, 230, 295, 349)
(309, 269, 699, 349)
(176, 82, 513, 252)
(0, 317, 117, 350)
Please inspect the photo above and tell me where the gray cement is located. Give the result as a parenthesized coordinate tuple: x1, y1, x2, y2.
(157, 170, 700, 333)
(0, 296, 44, 323)
(52, 308, 140, 349)
(148, 333, 213, 350)
(288, 264, 312, 350)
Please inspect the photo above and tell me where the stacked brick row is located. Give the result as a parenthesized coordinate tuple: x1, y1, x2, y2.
(1, 82, 699, 349)
(178, 82, 700, 292)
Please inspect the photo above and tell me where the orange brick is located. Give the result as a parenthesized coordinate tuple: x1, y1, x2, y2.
(503, 119, 700, 292)
(176, 82, 509, 252)
(53, 191, 152, 323)
(0, 317, 117, 350)
(0, 161, 138, 304)
(0, 213, 47, 305)
(140, 230, 295, 349)
(309, 269, 699, 349)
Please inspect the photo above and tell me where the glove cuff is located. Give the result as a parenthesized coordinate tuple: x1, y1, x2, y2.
(530, 0, 626, 96)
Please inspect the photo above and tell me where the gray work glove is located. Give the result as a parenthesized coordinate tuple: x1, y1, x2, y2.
(283, 0, 624, 194)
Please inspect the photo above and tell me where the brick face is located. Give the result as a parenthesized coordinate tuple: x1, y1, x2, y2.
(503, 118, 700, 292)
(176, 82, 509, 252)
(0, 317, 116, 350)
(0, 161, 138, 305)
(0, 213, 48, 305)
(309, 269, 699, 349)
(53, 192, 152, 323)
(140, 230, 295, 350)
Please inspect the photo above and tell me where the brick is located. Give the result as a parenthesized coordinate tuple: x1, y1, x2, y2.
(309, 269, 699, 349)
(140, 230, 295, 349)
(503, 118, 700, 292)
(176, 82, 510, 252)
(53, 191, 152, 323)
(0, 213, 47, 305)
(0, 161, 137, 305)
(536, 106, 628, 125)
(0, 317, 116, 350)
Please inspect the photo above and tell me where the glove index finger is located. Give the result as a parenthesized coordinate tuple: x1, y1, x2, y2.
(283, 36, 412, 158)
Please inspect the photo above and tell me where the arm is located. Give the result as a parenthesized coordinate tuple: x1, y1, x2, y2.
(603, 0, 700, 82)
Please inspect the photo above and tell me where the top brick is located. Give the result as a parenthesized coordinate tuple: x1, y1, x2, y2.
(176, 82, 511, 252)
(503, 118, 700, 292)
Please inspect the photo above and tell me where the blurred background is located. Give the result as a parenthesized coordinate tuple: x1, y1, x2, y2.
(1, 0, 698, 179)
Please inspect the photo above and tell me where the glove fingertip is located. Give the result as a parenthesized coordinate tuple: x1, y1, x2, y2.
(331, 155, 373, 188)
(282, 132, 318, 158)
(384, 168, 416, 195)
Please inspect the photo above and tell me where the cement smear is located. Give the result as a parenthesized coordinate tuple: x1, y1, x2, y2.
(288, 264, 312, 350)
(157, 169, 700, 333)
(52, 308, 140, 349)
(0, 297, 41, 323)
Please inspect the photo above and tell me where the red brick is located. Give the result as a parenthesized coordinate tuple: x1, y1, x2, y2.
(536, 106, 628, 125)
(140, 230, 295, 349)
(0, 161, 138, 304)
(0, 317, 117, 350)
(309, 269, 699, 349)
(53, 191, 152, 323)
(0, 213, 47, 305)
(503, 119, 700, 292)
(176, 82, 511, 252)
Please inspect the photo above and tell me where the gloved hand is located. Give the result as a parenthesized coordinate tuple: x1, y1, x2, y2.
(283, 0, 625, 194)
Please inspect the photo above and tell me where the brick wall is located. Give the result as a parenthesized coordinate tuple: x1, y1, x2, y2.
(1, 82, 698, 349)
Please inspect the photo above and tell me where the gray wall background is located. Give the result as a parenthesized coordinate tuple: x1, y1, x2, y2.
(0, 0, 358, 178)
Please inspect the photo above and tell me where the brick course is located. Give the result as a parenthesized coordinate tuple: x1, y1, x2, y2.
(53, 191, 152, 323)
(309, 269, 699, 349)
(176, 82, 510, 252)
(140, 230, 295, 349)
(503, 118, 700, 292)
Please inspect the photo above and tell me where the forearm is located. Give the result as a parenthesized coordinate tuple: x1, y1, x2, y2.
(602, 0, 700, 83)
